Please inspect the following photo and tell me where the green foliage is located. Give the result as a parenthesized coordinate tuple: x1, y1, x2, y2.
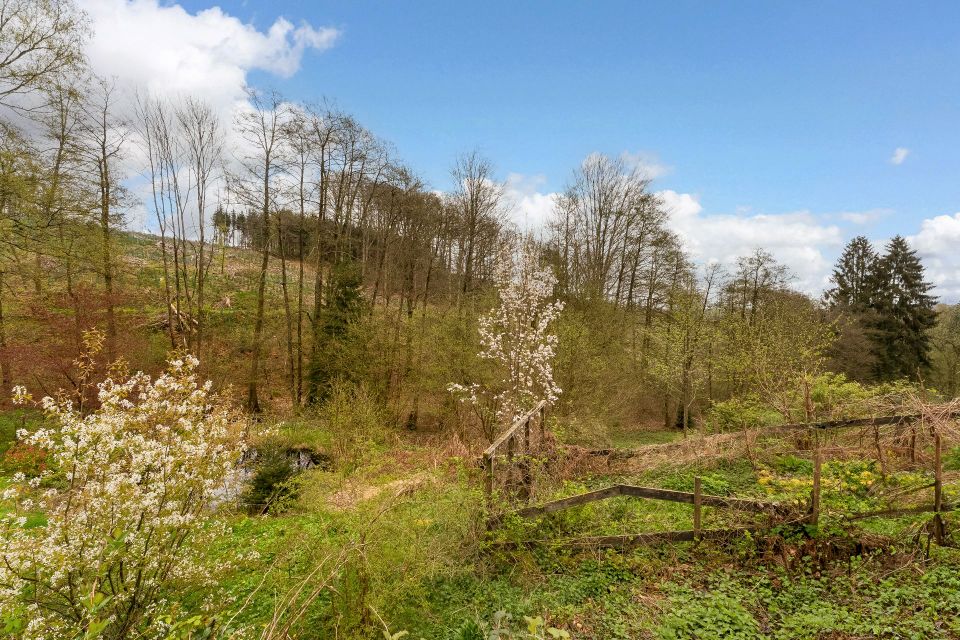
(308, 260, 368, 404)
(945, 446, 960, 472)
(706, 396, 782, 431)
(244, 439, 299, 514)
(657, 581, 762, 640)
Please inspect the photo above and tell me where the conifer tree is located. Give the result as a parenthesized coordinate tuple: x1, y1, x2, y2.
(826, 235, 877, 310)
(307, 260, 365, 404)
(869, 235, 937, 381)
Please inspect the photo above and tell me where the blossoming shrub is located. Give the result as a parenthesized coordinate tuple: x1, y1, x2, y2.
(449, 240, 564, 436)
(0, 355, 245, 639)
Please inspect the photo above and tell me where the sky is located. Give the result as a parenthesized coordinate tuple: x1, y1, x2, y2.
(75, 0, 960, 300)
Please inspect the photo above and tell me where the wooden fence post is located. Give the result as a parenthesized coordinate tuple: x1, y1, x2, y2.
(539, 404, 546, 445)
(934, 432, 944, 544)
(506, 434, 515, 489)
(810, 450, 821, 528)
(693, 476, 702, 541)
(484, 454, 494, 508)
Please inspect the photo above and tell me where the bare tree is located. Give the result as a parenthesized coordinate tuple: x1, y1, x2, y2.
(232, 89, 288, 413)
(449, 152, 504, 295)
(79, 76, 127, 361)
(176, 97, 223, 353)
(552, 153, 654, 301)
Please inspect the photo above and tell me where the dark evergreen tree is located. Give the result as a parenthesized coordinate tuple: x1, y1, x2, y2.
(825, 236, 877, 310)
(868, 235, 937, 381)
(307, 260, 366, 404)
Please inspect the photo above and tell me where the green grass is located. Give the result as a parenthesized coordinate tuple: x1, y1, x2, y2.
(607, 427, 683, 449)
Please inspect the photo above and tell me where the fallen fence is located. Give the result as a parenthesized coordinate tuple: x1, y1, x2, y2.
(490, 477, 784, 547)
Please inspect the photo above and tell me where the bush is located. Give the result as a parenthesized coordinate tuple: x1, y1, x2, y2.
(0, 441, 47, 476)
(319, 382, 387, 473)
(244, 440, 300, 514)
(0, 355, 245, 639)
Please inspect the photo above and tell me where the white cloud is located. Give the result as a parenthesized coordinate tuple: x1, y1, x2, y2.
(890, 147, 910, 165)
(658, 190, 844, 294)
(503, 173, 558, 232)
(908, 212, 960, 301)
(73, 1, 339, 232)
(839, 209, 892, 225)
(79, 0, 339, 117)
(619, 150, 671, 180)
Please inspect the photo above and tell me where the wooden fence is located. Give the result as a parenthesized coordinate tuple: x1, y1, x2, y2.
(492, 478, 779, 549)
(482, 400, 548, 503)
(488, 410, 957, 550)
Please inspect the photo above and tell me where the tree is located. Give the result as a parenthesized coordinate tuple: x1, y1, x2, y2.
(307, 260, 365, 404)
(931, 304, 960, 398)
(231, 89, 288, 413)
(0, 352, 244, 639)
(79, 77, 128, 362)
(449, 239, 564, 440)
(176, 97, 223, 354)
(869, 235, 937, 381)
(0, 0, 88, 108)
(824, 236, 880, 380)
(449, 152, 505, 295)
(551, 153, 657, 301)
(825, 235, 877, 310)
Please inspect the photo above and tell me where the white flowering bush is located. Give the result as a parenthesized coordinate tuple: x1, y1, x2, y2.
(449, 240, 564, 437)
(0, 355, 245, 639)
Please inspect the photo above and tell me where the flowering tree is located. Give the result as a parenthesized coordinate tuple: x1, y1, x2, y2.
(0, 355, 245, 639)
(449, 240, 564, 439)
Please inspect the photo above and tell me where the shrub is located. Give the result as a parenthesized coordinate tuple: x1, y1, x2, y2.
(319, 382, 387, 473)
(0, 355, 245, 639)
(0, 441, 48, 476)
(244, 439, 300, 514)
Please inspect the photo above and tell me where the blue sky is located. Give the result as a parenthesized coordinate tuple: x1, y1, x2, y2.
(205, 1, 960, 221)
(81, 1, 960, 298)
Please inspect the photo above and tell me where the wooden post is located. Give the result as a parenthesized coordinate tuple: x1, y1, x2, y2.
(539, 405, 546, 445)
(934, 433, 943, 512)
(934, 432, 944, 544)
(506, 434, 515, 489)
(521, 417, 532, 498)
(810, 450, 821, 528)
(693, 476, 702, 540)
(484, 454, 494, 508)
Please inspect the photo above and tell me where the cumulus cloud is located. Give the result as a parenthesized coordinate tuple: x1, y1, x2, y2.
(890, 147, 910, 165)
(658, 190, 844, 294)
(79, 0, 339, 117)
(503, 173, 558, 232)
(619, 150, 672, 180)
(908, 212, 960, 301)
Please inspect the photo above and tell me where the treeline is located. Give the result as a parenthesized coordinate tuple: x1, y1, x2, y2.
(1, 0, 957, 437)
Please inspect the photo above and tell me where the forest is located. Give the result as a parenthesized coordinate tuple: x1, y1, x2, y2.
(1, 2, 959, 639)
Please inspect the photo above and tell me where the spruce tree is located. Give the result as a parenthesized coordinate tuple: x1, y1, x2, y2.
(307, 260, 365, 404)
(869, 235, 937, 381)
(826, 236, 877, 310)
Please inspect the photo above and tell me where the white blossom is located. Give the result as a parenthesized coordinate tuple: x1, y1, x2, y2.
(449, 239, 564, 429)
(0, 355, 245, 639)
